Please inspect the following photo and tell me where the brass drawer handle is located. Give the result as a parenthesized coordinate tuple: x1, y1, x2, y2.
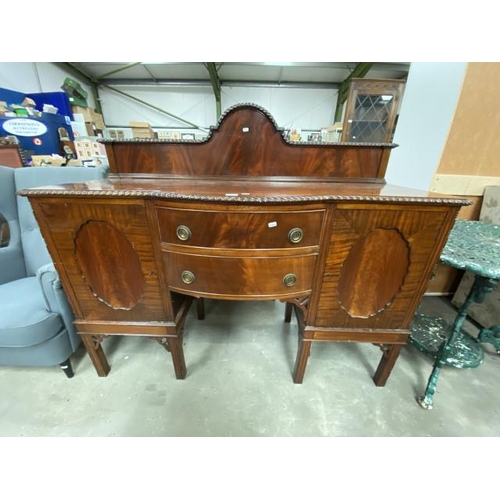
(181, 270, 195, 284)
(176, 225, 192, 241)
(283, 273, 297, 287)
(288, 228, 303, 244)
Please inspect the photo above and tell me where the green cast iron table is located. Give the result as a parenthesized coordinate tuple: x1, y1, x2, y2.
(409, 219, 500, 410)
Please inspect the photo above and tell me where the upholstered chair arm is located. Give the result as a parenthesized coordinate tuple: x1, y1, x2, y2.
(36, 263, 77, 340)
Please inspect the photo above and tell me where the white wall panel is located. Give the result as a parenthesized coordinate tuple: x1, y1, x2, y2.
(222, 86, 338, 131)
(99, 85, 216, 130)
(0, 62, 40, 93)
(0, 62, 95, 107)
(99, 85, 337, 132)
(385, 62, 467, 191)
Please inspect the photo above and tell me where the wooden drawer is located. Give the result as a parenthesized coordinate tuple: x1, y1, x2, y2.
(164, 251, 317, 298)
(156, 207, 324, 249)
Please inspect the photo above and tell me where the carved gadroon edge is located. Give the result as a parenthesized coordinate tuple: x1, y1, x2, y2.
(98, 102, 398, 148)
(18, 188, 472, 206)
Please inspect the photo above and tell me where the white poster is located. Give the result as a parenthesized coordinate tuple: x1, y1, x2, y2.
(2, 119, 48, 137)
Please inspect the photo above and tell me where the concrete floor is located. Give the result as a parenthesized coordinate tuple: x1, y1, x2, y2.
(0, 296, 499, 437)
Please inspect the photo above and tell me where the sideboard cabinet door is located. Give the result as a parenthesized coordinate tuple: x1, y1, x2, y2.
(32, 198, 170, 322)
(314, 204, 455, 331)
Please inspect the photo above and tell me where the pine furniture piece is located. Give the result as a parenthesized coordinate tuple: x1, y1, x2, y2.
(19, 104, 467, 385)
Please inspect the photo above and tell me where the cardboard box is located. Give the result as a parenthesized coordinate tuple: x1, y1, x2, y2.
(129, 121, 154, 138)
(31, 155, 66, 166)
(85, 122, 96, 136)
(132, 129, 155, 138)
(22, 97, 36, 108)
(71, 106, 104, 130)
(91, 110, 104, 130)
(129, 121, 151, 128)
(72, 105, 91, 121)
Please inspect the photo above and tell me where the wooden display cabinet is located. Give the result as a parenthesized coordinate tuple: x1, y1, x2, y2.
(341, 78, 405, 143)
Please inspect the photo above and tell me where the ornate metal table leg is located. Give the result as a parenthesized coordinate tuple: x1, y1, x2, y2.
(476, 277, 500, 353)
(417, 275, 495, 409)
(478, 324, 500, 353)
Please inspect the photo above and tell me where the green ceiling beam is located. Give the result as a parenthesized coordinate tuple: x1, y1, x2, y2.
(95, 62, 141, 81)
(205, 62, 221, 119)
(101, 83, 206, 131)
(334, 62, 373, 122)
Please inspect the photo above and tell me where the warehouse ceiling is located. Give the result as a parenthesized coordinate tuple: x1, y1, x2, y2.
(65, 62, 410, 88)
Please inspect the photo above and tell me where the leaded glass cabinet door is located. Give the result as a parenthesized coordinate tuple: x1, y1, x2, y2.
(341, 78, 405, 143)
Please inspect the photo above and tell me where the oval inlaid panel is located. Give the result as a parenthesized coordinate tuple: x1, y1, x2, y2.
(75, 220, 144, 309)
(338, 228, 410, 318)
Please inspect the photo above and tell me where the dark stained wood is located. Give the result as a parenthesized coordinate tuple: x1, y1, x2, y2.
(21, 176, 469, 206)
(314, 205, 458, 330)
(81, 335, 110, 377)
(341, 79, 405, 143)
(75, 220, 144, 310)
(293, 337, 312, 384)
(21, 104, 469, 385)
(164, 251, 317, 299)
(34, 199, 167, 322)
(102, 105, 395, 179)
(196, 298, 205, 320)
(373, 344, 404, 387)
(156, 207, 324, 249)
(0, 143, 25, 168)
(338, 228, 410, 318)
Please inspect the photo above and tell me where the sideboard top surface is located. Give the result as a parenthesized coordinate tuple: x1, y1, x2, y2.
(19, 177, 470, 206)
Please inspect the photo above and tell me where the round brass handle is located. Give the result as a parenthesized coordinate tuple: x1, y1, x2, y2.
(181, 270, 195, 284)
(176, 225, 192, 241)
(288, 228, 303, 244)
(283, 273, 297, 287)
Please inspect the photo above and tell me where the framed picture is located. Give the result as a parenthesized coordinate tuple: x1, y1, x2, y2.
(181, 133, 195, 140)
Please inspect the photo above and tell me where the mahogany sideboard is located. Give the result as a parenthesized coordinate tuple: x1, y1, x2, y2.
(20, 104, 468, 385)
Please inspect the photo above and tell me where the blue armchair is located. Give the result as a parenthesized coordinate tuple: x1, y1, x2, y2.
(0, 165, 108, 377)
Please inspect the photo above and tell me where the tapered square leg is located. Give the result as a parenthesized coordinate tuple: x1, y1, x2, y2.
(82, 334, 110, 377)
(293, 335, 312, 384)
(167, 335, 187, 379)
(373, 344, 402, 387)
(196, 297, 205, 320)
